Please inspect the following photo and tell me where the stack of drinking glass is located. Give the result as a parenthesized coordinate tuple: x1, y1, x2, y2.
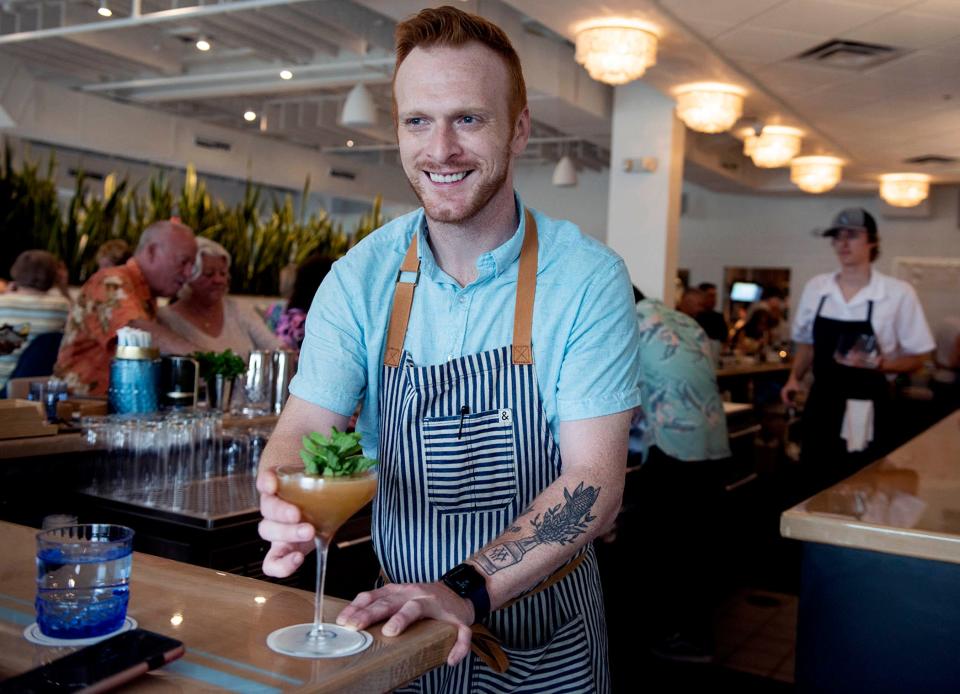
(80, 411, 272, 514)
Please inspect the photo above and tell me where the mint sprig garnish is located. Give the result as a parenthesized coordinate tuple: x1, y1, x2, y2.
(299, 427, 377, 476)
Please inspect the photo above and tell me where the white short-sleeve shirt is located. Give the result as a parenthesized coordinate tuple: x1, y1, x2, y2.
(792, 269, 935, 358)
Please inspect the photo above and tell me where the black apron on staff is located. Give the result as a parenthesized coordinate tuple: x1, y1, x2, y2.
(800, 295, 890, 490)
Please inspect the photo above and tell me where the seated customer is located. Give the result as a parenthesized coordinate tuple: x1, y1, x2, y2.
(0, 250, 71, 388)
(677, 286, 705, 318)
(731, 307, 774, 356)
(158, 237, 282, 357)
(55, 221, 199, 395)
(95, 239, 132, 270)
(275, 253, 335, 351)
(695, 282, 729, 343)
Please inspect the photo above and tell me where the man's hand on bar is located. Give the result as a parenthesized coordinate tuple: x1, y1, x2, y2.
(336, 583, 475, 666)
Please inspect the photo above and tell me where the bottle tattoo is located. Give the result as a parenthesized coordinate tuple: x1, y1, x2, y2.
(474, 482, 600, 575)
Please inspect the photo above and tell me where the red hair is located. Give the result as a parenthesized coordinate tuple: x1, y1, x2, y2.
(393, 5, 527, 128)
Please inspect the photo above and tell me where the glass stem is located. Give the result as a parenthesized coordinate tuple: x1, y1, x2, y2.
(311, 536, 330, 637)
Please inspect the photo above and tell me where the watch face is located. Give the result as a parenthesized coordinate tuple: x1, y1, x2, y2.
(444, 564, 481, 596)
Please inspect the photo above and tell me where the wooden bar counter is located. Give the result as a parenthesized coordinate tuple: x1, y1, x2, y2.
(780, 410, 960, 693)
(0, 521, 456, 692)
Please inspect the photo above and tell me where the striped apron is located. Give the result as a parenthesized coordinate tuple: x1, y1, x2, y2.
(374, 211, 611, 693)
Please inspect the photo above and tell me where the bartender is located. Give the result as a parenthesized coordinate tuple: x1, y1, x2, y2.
(257, 6, 640, 692)
(781, 208, 934, 490)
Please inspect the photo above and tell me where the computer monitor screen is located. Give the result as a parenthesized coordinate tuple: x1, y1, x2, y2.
(730, 281, 762, 302)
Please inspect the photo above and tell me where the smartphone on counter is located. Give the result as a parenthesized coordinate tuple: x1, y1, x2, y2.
(0, 628, 184, 693)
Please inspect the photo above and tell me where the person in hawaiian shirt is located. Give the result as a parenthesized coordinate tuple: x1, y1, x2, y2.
(55, 220, 199, 395)
(626, 286, 732, 664)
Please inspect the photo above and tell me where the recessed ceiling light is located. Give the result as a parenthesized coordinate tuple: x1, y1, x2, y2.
(243, 110, 257, 122)
(346, 139, 355, 147)
(279, 70, 293, 80)
(97, 1, 112, 17)
(195, 38, 211, 51)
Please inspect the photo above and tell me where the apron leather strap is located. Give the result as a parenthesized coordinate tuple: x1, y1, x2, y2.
(469, 551, 586, 673)
(383, 233, 421, 367)
(511, 210, 538, 365)
(378, 551, 586, 674)
(383, 210, 539, 367)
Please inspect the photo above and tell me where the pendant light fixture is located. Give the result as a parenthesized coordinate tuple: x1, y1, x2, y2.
(674, 83, 746, 134)
(574, 19, 659, 86)
(552, 155, 577, 187)
(340, 83, 377, 128)
(790, 156, 844, 194)
(750, 125, 803, 168)
(879, 173, 930, 207)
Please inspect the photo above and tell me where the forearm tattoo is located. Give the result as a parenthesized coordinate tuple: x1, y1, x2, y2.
(474, 482, 600, 576)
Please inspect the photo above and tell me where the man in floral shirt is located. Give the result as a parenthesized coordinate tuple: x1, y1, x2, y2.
(55, 221, 199, 395)
(625, 286, 731, 665)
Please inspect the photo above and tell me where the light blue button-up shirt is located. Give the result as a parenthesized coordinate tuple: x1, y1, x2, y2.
(289, 194, 642, 457)
(629, 298, 731, 462)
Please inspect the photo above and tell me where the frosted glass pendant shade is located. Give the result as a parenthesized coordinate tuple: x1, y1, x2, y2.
(340, 83, 377, 128)
(879, 173, 930, 207)
(574, 21, 658, 85)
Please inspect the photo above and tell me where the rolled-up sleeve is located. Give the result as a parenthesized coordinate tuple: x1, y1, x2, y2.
(894, 283, 935, 355)
(288, 263, 367, 417)
(792, 279, 819, 345)
(555, 259, 642, 421)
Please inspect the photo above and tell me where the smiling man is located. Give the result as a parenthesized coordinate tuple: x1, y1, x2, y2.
(256, 7, 641, 691)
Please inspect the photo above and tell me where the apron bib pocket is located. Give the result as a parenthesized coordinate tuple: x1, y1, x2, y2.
(422, 408, 518, 513)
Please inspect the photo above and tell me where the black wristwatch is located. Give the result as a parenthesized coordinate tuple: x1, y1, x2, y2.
(440, 563, 490, 624)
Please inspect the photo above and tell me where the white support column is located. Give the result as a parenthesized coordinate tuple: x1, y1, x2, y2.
(605, 80, 685, 305)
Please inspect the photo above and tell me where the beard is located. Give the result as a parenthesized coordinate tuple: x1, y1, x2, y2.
(405, 146, 512, 225)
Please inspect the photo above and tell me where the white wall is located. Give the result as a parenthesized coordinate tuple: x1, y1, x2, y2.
(679, 182, 960, 302)
(513, 163, 609, 241)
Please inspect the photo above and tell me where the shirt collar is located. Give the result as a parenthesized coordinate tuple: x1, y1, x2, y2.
(124, 258, 154, 302)
(829, 268, 886, 306)
(414, 192, 526, 286)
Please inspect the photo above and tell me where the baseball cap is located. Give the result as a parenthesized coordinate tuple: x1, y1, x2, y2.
(818, 207, 878, 239)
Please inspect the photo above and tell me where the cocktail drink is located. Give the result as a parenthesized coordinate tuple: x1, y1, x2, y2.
(266, 463, 377, 658)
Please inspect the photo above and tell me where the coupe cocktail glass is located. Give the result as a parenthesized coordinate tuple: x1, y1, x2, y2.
(266, 463, 377, 658)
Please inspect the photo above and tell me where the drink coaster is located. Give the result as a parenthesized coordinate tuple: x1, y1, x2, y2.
(266, 627, 373, 658)
(23, 616, 138, 647)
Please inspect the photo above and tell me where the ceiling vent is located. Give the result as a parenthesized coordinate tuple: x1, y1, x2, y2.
(903, 154, 957, 165)
(794, 39, 908, 71)
(194, 137, 231, 151)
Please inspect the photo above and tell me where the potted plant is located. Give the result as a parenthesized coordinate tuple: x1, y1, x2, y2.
(192, 349, 246, 410)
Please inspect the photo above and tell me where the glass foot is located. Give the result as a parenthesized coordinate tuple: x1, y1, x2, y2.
(266, 623, 373, 658)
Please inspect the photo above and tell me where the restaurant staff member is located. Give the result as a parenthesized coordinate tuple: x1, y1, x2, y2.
(257, 7, 641, 693)
(781, 208, 934, 488)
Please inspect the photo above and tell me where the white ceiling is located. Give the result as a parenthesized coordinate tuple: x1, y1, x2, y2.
(2, 0, 959, 192)
(507, 0, 960, 187)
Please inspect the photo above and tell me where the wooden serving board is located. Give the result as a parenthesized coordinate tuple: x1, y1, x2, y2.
(0, 399, 58, 439)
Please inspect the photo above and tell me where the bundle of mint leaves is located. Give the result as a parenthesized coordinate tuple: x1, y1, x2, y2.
(300, 427, 377, 477)
(192, 349, 246, 381)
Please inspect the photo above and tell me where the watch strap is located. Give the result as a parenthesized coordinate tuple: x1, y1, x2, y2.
(440, 563, 490, 624)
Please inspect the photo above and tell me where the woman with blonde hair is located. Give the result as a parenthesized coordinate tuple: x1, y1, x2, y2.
(158, 237, 281, 357)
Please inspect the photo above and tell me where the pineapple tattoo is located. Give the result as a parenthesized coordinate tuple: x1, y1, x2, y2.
(474, 482, 600, 575)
